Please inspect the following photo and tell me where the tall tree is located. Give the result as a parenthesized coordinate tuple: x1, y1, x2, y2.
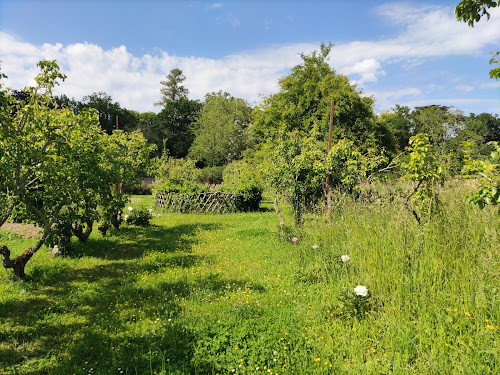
(188, 91, 252, 167)
(252, 43, 377, 149)
(155, 68, 189, 107)
(155, 98, 202, 158)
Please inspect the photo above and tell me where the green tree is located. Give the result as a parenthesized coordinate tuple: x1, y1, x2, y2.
(65, 91, 138, 134)
(401, 133, 443, 225)
(252, 43, 377, 149)
(455, 0, 500, 79)
(155, 68, 189, 107)
(155, 98, 202, 158)
(376, 105, 413, 153)
(188, 91, 253, 167)
(0, 61, 104, 277)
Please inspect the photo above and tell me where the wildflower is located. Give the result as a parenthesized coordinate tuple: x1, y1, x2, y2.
(128, 206, 133, 212)
(149, 208, 153, 214)
(486, 324, 494, 330)
(354, 285, 368, 297)
(292, 237, 298, 244)
(341, 255, 350, 263)
(312, 244, 319, 249)
(124, 215, 129, 221)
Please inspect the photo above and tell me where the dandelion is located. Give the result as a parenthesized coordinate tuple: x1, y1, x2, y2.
(312, 244, 319, 249)
(354, 285, 368, 297)
(341, 255, 350, 263)
(292, 237, 298, 244)
(487, 324, 494, 330)
(128, 206, 133, 212)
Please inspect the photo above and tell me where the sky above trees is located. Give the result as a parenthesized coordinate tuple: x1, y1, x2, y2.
(0, 0, 499, 115)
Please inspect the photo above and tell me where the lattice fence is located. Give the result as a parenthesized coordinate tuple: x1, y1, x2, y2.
(155, 191, 237, 214)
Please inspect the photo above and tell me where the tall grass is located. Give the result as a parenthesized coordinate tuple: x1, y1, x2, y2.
(0, 182, 498, 374)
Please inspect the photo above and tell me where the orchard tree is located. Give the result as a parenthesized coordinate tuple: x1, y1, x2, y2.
(251, 44, 389, 225)
(0, 61, 104, 277)
(189, 91, 253, 166)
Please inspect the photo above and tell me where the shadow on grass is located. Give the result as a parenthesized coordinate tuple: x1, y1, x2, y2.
(71, 222, 220, 260)
(0, 219, 269, 374)
(0, 269, 266, 374)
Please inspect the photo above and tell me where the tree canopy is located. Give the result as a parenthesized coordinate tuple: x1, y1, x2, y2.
(188, 91, 253, 167)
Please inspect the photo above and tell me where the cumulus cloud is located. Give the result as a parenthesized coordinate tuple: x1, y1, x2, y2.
(0, 3, 498, 113)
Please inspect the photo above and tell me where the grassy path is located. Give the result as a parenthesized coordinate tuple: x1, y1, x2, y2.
(0, 194, 499, 374)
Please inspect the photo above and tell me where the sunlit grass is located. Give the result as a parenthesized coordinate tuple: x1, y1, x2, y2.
(0, 184, 499, 374)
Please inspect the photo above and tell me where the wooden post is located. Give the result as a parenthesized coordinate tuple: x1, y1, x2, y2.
(325, 100, 334, 215)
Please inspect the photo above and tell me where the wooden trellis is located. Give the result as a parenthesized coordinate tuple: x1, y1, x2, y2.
(155, 191, 237, 214)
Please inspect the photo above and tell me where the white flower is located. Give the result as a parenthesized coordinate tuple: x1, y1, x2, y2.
(124, 215, 129, 221)
(149, 208, 153, 214)
(354, 285, 368, 297)
(128, 206, 133, 212)
(312, 244, 319, 249)
(341, 255, 350, 263)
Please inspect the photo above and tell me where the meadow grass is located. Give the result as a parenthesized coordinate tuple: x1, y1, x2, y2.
(0, 184, 499, 374)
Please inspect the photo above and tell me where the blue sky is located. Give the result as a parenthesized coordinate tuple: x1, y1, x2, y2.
(1, 0, 499, 115)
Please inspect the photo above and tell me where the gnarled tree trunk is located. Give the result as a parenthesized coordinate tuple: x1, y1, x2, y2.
(1, 242, 41, 279)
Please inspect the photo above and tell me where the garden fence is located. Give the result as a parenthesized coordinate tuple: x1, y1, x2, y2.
(155, 191, 237, 214)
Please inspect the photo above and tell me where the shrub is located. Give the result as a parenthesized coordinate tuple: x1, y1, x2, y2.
(124, 207, 152, 226)
(233, 183, 263, 212)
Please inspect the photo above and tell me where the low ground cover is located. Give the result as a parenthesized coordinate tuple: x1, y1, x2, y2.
(0, 186, 499, 374)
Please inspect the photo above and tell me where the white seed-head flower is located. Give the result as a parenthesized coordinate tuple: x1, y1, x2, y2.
(124, 215, 129, 221)
(341, 255, 350, 263)
(312, 244, 319, 249)
(354, 285, 368, 297)
(128, 206, 133, 212)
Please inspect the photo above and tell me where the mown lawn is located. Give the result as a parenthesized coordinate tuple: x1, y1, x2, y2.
(0, 188, 499, 374)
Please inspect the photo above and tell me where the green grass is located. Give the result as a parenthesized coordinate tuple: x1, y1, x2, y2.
(0, 185, 499, 374)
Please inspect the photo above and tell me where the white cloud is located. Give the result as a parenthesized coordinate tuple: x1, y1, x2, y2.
(456, 84, 475, 92)
(211, 3, 223, 9)
(0, 4, 499, 113)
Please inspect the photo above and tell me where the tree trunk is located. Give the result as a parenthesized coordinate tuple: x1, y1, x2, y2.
(405, 180, 422, 225)
(1, 245, 34, 279)
(72, 218, 94, 242)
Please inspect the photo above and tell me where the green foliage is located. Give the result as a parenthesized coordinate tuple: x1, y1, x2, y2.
(266, 128, 387, 225)
(462, 140, 500, 208)
(155, 68, 189, 107)
(455, 0, 498, 26)
(455, 0, 499, 80)
(152, 153, 200, 187)
(401, 133, 443, 223)
(232, 184, 264, 212)
(198, 166, 224, 185)
(223, 159, 264, 189)
(252, 43, 377, 149)
(338, 287, 372, 319)
(489, 51, 500, 80)
(124, 207, 152, 226)
(189, 91, 253, 167)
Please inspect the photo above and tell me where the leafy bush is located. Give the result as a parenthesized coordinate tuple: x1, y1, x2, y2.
(151, 154, 200, 186)
(233, 183, 263, 212)
(123, 207, 152, 226)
